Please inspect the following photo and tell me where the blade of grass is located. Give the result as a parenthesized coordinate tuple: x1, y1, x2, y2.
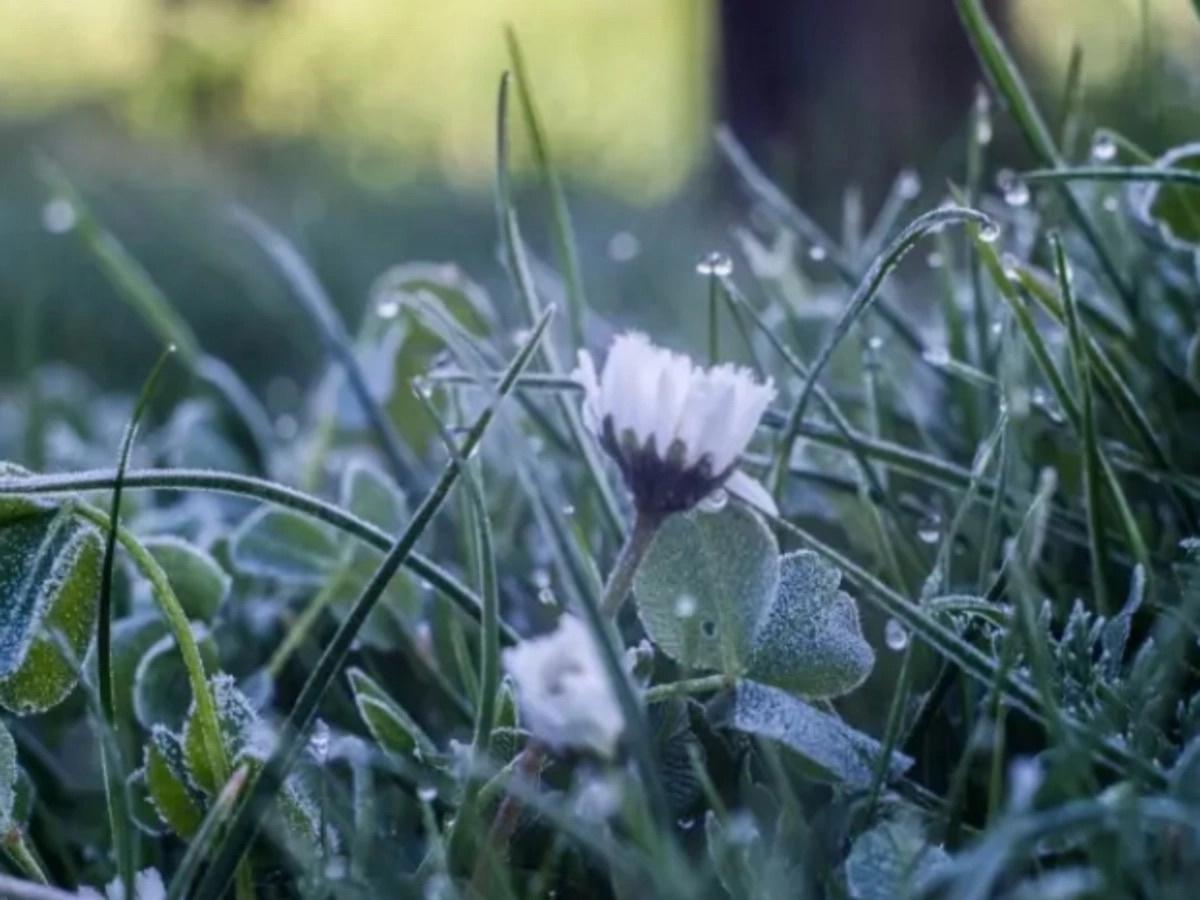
(231, 208, 418, 484)
(769, 205, 994, 494)
(1054, 232, 1112, 614)
(955, 0, 1136, 311)
(1, 469, 514, 643)
(496, 72, 624, 541)
(715, 125, 930, 357)
(187, 307, 554, 900)
(413, 390, 499, 874)
(96, 346, 174, 898)
(1024, 165, 1200, 189)
(504, 26, 588, 349)
(38, 164, 274, 469)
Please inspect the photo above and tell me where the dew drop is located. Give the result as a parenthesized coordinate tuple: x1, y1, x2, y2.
(979, 221, 1002, 244)
(377, 298, 401, 319)
(990, 319, 1004, 337)
(1102, 195, 1119, 213)
(922, 346, 951, 367)
(897, 170, 922, 199)
(974, 118, 994, 146)
(674, 594, 697, 619)
(41, 198, 77, 235)
(677, 816, 696, 830)
(807, 244, 828, 262)
(1090, 132, 1117, 162)
(867, 335, 885, 351)
(538, 587, 557, 607)
(698, 488, 728, 513)
(417, 785, 438, 803)
(885, 619, 910, 651)
(695, 251, 733, 277)
(1003, 179, 1030, 208)
(608, 230, 641, 263)
(533, 568, 551, 589)
(926, 250, 944, 269)
(917, 514, 942, 544)
(561, 503, 576, 517)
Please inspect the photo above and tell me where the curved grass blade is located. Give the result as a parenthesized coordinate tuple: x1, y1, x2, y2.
(955, 0, 1135, 310)
(769, 205, 993, 492)
(0, 469, 514, 644)
(97, 346, 175, 898)
(37, 163, 273, 470)
(187, 308, 554, 900)
(231, 207, 417, 484)
(504, 26, 588, 348)
(1024, 166, 1200, 189)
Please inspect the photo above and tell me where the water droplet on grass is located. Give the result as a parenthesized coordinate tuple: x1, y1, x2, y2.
(417, 785, 438, 803)
(926, 251, 944, 269)
(917, 514, 942, 544)
(608, 231, 640, 263)
(979, 221, 1002, 244)
(897, 170, 922, 199)
(674, 594, 697, 619)
(696, 252, 733, 277)
(807, 244, 828, 262)
(922, 346, 950, 367)
(377, 298, 400, 319)
(885, 619, 909, 651)
(1091, 132, 1117, 162)
(1004, 180, 1030, 208)
(41, 198, 77, 234)
(867, 335, 885, 351)
(698, 488, 727, 513)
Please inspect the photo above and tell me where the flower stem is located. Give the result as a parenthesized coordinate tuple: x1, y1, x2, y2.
(644, 674, 735, 704)
(600, 511, 662, 619)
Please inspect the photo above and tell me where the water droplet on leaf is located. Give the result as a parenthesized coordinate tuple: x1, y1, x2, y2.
(674, 594, 697, 619)
(695, 251, 733, 277)
(1090, 132, 1117, 162)
(41, 198, 77, 234)
(885, 619, 909, 651)
(979, 221, 1002, 244)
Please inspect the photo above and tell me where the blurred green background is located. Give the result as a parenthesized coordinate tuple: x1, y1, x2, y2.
(0, 0, 1197, 388)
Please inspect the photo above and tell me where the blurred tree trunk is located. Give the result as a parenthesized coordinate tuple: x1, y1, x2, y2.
(718, 0, 1009, 214)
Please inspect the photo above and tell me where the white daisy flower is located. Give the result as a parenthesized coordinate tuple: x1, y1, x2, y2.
(574, 332, 777, 517)
(502, 614, 624, 758)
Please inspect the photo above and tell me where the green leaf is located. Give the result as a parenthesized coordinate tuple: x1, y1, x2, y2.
(134, 627, 220, 731)
(720, 680, 912, 789)
(0, 718, 18, 829)
(111, 613, 170, 731)
(844, 819, 950, 900)
(182, 674, 261, 795)
(229, 507, 341, 584)
(1138, 143, 1200, 250)
(347, 666, 438, 762)
(341, 460, 408, 534)
(634, 504, 779, 674)
(749, 551, 874, 699)
(0, 508, 102, 714)
(0, 463, 48, 521)
(126, 767, 167, 837)
(143, 536, 230, 623)
(144, 726, 206, 838)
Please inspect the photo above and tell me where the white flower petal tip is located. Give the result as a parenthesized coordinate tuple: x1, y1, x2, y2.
(502, 614, 624, 758)
(577, 332, 776, 516)
(724, 470, 779, 518)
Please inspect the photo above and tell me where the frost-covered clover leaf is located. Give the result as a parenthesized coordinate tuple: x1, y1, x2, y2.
(720, 680, 912, 788)
(748, 551, 874, 699)
(635, 506, 873, 699)
(634, 503, 778, 674)
(845, 818, 950, 900)
(0, 499, 101, 715)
